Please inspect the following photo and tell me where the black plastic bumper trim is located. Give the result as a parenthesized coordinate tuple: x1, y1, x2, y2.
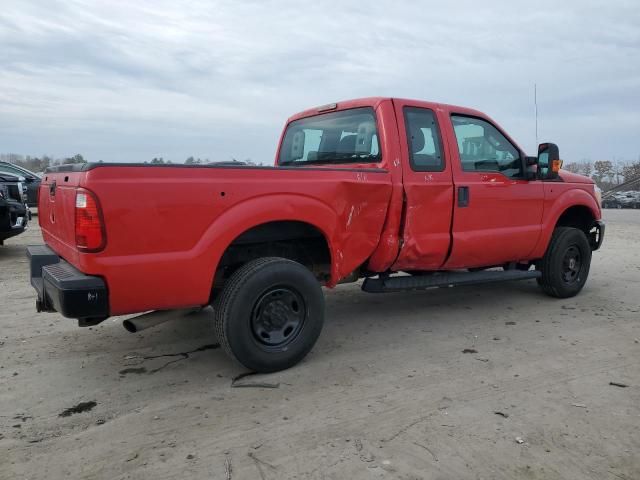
(590, 220, 605, 251)
(27, 245, 109, 320)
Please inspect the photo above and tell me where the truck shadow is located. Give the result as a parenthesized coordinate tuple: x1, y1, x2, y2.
(104, 279, 549, 373)
(325, 279, 542, 324)
(21, 278, 566, 390)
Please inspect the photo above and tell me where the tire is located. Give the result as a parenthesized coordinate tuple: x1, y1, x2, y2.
(213, 257, 325, 372)
(537, 227, 592, 298)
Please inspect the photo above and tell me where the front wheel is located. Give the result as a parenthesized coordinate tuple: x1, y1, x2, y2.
(213, 257, 325, 372)
(537, 227, 592, 298)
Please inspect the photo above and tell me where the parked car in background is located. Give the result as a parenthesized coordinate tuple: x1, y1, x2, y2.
(0, 173, 29, 244)
(602, 194, 623, 209)
(210, 160, 248, 166)
(0, 161, 41, 207)
(620, 192, 640, 208)
(602, 191, 640, 208)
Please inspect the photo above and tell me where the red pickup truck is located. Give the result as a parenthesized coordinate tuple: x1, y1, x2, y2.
(28, 97, 604, 372)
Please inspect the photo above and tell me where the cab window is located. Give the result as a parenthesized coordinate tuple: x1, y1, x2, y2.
(404, 107, 444, 171)
(278, 107, 380, 166)
(451, 115, 522, 178)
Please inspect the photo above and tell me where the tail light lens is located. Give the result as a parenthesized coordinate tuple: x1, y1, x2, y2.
(75, 188, 106, 252)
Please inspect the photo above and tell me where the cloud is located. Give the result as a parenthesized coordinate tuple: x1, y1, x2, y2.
(0, 0, 639, 163)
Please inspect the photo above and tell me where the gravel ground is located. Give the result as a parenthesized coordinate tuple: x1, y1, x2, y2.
(1, 210, 639, 479)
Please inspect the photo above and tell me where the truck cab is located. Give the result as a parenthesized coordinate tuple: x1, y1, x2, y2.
(277, 98, 603, 274)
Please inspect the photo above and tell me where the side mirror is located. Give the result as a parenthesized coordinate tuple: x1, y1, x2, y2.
(537, 142, 562, 180)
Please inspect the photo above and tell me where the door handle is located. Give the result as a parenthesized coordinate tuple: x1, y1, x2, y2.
(458, 186, 469, 207)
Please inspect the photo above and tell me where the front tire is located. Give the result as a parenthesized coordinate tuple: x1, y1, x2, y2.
(213, 257, 325, 372)
(537, 227, 592, 298)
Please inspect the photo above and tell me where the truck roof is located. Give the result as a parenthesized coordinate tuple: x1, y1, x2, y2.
(287, 97, 486, 122)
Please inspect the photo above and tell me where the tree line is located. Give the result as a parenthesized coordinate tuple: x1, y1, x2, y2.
(1, 154, 256, 171)
(562, 160, 640, 191)
(0, 153, 87, 172)
(2, 152, 637, 191)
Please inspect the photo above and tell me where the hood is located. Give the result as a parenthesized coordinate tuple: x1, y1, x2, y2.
(559, 170, 594, 184)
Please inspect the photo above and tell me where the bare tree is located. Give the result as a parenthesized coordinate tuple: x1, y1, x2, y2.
(593, 160, 614, 186)
(563, 162, 581, 174)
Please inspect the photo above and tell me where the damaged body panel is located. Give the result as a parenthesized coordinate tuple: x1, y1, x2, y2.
(38, 165, 393, 315)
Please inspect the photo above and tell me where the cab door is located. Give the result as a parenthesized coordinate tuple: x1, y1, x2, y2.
(442, 113, 544, 269)
(391, 101, 455, 271)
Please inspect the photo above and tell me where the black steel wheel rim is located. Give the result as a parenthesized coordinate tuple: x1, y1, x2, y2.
(561, 245, 582, 284)
(250, 287, 306, 349)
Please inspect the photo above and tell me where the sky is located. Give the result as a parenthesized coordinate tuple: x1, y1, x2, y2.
(1, 0, 639, 164)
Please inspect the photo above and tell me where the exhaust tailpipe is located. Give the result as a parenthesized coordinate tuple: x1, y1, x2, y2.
(123, 308, 199, 333)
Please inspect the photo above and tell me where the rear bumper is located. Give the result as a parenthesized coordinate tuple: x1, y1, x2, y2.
(590, 220, 605, 251)
(27, 245, 109, 322)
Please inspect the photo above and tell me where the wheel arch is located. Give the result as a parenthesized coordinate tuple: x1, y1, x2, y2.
(532, 188, 600, 258)
(211, 220, 333, 297)
(555, 204, 597, 234)
(194, 194, 339, 301)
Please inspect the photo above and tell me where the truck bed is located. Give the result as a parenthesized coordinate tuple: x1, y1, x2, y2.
(38, 163, 393, 315)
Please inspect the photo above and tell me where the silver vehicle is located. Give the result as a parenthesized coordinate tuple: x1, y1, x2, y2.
(618, 191, 640, 208)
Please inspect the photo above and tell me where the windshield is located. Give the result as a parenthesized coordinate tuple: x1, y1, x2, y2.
(278, 107, 381, 166)
(0, 163, 34, 178)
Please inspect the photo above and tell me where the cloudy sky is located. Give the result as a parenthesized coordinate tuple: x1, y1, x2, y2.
(1, 0, 639, 164)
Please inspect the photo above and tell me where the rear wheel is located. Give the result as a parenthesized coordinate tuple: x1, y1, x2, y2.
(213, 257, 325, 372)
(537, 227, 591, 298)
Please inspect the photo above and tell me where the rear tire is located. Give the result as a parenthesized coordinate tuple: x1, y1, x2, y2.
(213, 257, 325, 372)
(537, 227, 591, 298)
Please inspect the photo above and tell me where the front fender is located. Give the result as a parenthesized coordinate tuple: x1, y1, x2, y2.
(531, 187, 601, 258)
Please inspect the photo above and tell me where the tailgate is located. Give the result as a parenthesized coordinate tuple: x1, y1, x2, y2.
(38, 170, 84, 264)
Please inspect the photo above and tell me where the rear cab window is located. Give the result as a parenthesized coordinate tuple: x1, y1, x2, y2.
(278, 108, 380, 166)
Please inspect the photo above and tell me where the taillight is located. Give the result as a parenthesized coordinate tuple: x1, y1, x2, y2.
(75, 188, 106, 252)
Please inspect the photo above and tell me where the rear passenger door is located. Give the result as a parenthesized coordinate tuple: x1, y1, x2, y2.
(391, 101, 455, 271)
(443, 114, 544, 268)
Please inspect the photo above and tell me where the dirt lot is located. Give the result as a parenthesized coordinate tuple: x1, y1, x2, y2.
(1, 211, 639, 480)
